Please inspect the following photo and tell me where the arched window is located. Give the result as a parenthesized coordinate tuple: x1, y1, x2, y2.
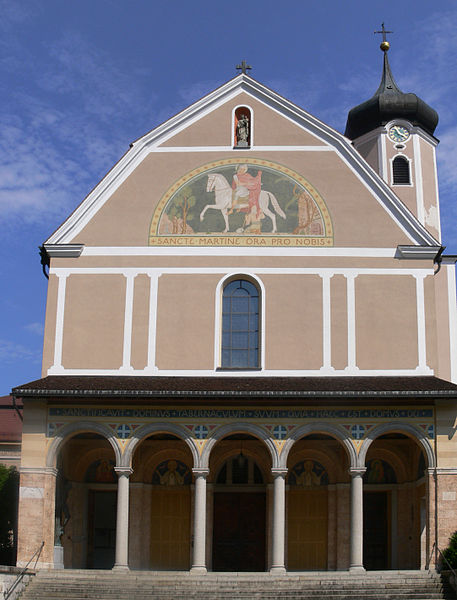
(234, 106, 251, 147)
(221, 279, 259, 369)
(392, 156, 411, 185)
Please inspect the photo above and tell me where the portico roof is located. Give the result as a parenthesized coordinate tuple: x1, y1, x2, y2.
(12, 375, 457, 404)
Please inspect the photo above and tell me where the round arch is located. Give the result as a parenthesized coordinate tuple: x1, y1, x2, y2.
(46, 421, 122, 468)
(122, 422, 199, 469)
(358, 422, 436, 470)
(280, 422, 358, 470)
(200, 422, 279, 469)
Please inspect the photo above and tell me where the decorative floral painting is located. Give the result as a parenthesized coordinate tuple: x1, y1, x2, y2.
(149, 158, 333, 247)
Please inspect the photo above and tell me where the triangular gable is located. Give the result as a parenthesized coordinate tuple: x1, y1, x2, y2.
(45, 74, 439, 248)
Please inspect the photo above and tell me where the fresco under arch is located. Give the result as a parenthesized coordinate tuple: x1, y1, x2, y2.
(149, 158, 333, 247)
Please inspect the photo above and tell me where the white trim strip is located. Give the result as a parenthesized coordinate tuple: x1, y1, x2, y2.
(46, 366, 433, 377)
(321, 274, 332, 369)
(151, 145, 332, 153)
(122, 274, 135, 370)
(81, 246, 400, 258)
(346, 274, 357, 370)
(415, 274, 427, 370)
(53, 274, 68, 369)
(447, 265, 457, 383)
(49, 266, 434, 278)
(147, 273, 159, 372)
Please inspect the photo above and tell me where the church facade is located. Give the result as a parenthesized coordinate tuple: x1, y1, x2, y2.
(12, 46, 457, 574)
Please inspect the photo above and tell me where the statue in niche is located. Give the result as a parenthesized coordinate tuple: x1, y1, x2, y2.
(236, 113, 250, 147)
(160, 460, 184, 486)
(54, 474, 72, 546)
(295, 460, 323, 487)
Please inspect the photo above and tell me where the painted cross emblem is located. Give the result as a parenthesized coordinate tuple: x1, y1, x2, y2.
(273, 425, 288, 440)
(117, 424, 131, 439)
(351, 424, 365, 440)
(194, 425, 208, 439)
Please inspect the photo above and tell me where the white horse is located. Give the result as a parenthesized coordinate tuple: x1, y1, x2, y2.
(200, 173, 286, 233)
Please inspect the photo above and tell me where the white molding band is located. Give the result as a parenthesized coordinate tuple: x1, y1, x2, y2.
(49, 266, 434, 278)
(44, 244, 84, 257)
(81, 246, 404, 258)
(46, 366, 433, 377)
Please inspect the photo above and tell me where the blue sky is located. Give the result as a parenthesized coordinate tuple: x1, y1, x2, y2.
(1, 0, 456, 392)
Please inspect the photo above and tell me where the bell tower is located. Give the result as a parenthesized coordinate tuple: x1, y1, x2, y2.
(345, 25, 441, 241)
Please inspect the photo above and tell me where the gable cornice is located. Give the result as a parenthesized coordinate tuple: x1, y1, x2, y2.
(45, 74, 439, 248)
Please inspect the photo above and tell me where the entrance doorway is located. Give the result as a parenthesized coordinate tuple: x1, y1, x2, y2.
(212, 452, 266, 571)
(363, 491, 390, 570)
(213, 491, 266, 571)
(87, 490, 117, 569)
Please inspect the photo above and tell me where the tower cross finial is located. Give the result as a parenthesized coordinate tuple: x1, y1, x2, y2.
(374, 23, 393, 51)
(236, 60, 252, 75)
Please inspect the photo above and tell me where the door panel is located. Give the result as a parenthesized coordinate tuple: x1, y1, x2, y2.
(150, 488, 191, 570)
(363, 491, 389, 570)
(213, 492, 266, 571)
(87, 491, 117, 569)
(288, 489, 328, 570)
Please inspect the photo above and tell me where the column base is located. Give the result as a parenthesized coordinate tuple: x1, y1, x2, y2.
(112, 564, 130, 572)
(349, 565, 366, 573)
(53, 546, 64, 569)
(190, 566, 207, 574)
(270, 566, 286, 575)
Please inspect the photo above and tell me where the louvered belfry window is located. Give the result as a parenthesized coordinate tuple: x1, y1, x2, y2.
(392, 156, 411, 185)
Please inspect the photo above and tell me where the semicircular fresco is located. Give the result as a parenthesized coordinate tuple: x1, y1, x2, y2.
(149, 158, 333, 247)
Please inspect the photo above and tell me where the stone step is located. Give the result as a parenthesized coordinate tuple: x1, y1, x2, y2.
(18, 570, 456, 600)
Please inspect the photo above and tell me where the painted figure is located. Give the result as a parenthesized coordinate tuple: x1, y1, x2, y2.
(160, 460, 184, 486)
(200, 172, 286, 234)
(296, 460, 322, 487)
(232, 164, 262, 222)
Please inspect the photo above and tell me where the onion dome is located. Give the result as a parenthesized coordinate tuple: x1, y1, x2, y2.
(345, 39, 438, 140)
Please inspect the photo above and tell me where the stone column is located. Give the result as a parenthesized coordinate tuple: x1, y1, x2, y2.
(113, 467, 132, 571)
(270, 468, 287, 574)
(191, 468, 209, 574)
(349, 467, 366, 572)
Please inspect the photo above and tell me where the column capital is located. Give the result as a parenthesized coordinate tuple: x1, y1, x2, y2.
(192, 468, 209, 478)
(348, 467, 366, 477)
(114, 466, 133, 477)
(20, 466, 59, 477)
(271, 468, 288, 478)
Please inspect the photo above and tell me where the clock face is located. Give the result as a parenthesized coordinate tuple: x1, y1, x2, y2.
(388, 125, 410, 143)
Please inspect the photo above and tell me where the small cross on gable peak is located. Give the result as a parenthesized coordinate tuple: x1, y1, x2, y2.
(236, 60, 252, 75)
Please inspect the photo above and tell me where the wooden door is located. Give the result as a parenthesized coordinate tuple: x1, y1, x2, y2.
(87, 490, 117, 569)
(213, 492, 266, 571)
(287, 489, 328, 570)
(364, 491, 390, 570)
(150, 487, 191, 570)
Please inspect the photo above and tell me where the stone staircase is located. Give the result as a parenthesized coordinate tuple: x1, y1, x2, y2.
(18, 569, 456, 600)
